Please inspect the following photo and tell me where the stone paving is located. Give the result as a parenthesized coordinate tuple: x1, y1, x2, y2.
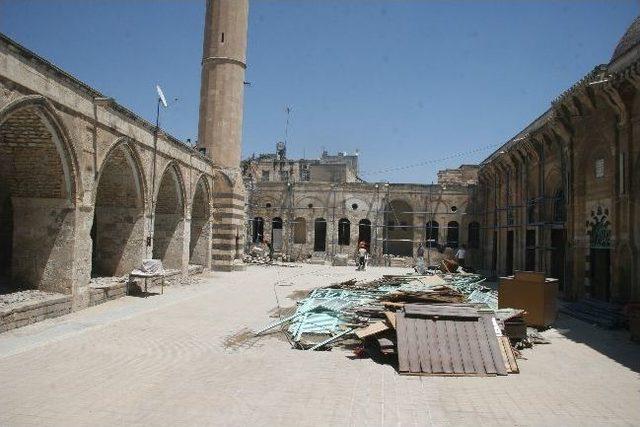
(0, 265, 639, 426)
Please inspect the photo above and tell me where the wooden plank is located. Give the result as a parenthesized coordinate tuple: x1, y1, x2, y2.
(425, 318, 442, 373)
(406, 318, 422, 374)
(497, 335, 512, 373)
(435, 320, 453, 374)
(355, 321, 389, 339)
(404, 305, 478, 318)
(482, 316, 508, 376)
(385, 311, 397, 329)
(463, 321, 486, 375)
(500, 336, 519, 373)
(445, 320, 465, 374)
(415, 318, 432, 373)
(396, 311, 410, 372)
(473, 319, 496, 374)
(455, 321, 475, 374)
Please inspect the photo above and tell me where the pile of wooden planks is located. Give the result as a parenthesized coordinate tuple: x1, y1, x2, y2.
(356, 303, 520, 376)
(395, 304, 513, 376)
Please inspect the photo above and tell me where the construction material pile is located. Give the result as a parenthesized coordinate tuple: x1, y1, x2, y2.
(243, 246, 300, 267)
(256, 273, 528, 376)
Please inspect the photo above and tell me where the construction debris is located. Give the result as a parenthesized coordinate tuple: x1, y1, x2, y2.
(255, 272, 539, 376)
(243, 246, 300, 267)
(396, 304, 507, 376)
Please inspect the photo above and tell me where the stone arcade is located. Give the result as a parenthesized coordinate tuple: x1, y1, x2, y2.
(474, 17, 640, 304)
(0, 0, 248, 311)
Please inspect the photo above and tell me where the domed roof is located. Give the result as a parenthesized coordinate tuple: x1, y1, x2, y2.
(611, 16, 640, 63)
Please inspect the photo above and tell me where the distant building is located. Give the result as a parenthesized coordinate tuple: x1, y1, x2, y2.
(242, 147, 360, 185)
(242, 144, 479, 265)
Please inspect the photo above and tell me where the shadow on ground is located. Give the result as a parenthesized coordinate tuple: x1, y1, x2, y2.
(554, 313, 640, 373)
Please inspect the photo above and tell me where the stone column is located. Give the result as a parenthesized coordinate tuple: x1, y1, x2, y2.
(197, 0, 249, 271)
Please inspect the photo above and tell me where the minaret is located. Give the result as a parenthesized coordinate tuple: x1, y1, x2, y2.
(197, 0, 249, 271)
(197, 0, 248, 167)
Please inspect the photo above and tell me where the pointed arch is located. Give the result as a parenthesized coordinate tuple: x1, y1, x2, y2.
(153, 161, 186, 269)
(91, 138, 146, 276)
(0, 95, 80, 202)
(95, 137, 147, 210)
(189, 174, 212, 266)
(154, 161, 186, 215)
(0, 95, 79, 293)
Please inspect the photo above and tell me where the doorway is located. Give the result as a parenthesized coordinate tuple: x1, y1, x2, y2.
(491, 231, 497, 274)
(506, 230, 514, 276)
(525, 230, 536, 271)
(272, 217, 283, 251)
(551, 229, 566, 290)
(358, 219, 371, 248)
(314, 218, 326, 252)
(590, 248, 610, 301)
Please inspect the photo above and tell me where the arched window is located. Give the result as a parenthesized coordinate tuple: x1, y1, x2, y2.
(468, 222, 480, 249)
(272, 217, 283, 251)
(358, 219, 371, 248)
(426, 221, 439, 248)
(252, 217, 264, 243)
(338, 218, 351, 246)
(447, 221, 459, 248)
(553, 189, 566, 223)
(293, 217, 306, 244)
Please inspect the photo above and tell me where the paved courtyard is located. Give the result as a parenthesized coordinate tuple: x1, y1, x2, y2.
(0, 265, 639, 426)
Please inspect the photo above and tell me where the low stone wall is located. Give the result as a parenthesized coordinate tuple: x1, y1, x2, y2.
(1, 265, 206, 334)
(89, 282, 127, 306)
(0, 293, 72, 333)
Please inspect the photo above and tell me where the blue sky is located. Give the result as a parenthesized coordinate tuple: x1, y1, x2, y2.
(1, 0, 636, 183)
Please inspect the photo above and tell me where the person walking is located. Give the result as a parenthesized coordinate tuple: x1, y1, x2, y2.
(455, 244, 467, 269)
(356, 241, 368, 271)
(416, 243, 426, 274)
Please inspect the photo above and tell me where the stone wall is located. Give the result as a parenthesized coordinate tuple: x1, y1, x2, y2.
(476, 61, 640, 303)
(247, 176, 477, 265)
(0, 34, 215, 311)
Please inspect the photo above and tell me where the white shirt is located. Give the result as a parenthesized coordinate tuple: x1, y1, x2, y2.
(455, 248, 466, 259)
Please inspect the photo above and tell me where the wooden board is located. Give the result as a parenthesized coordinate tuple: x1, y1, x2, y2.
(396, 311, 410, 372)
(355, 321, 389, 339)
(481, 316, 508, 376)
(396, 308, 509, 376)
(404, 304, 479, 319)
(385, 311, 397, 329)
(499, 336, 519, 373)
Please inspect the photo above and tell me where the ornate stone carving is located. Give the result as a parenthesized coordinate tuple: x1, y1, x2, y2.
(586, 206, 611, 249)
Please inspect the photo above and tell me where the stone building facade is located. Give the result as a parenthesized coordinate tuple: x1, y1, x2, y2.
(243, 147, 480, 265)
(474, 17, 640, 303)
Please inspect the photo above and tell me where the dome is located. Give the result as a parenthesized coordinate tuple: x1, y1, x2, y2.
(611, 16, 640, 63)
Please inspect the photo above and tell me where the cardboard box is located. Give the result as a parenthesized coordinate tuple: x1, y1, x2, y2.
(499, 271, 558, 328)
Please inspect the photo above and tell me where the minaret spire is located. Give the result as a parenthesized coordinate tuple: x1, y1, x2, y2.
(197, 0, 248, 168)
